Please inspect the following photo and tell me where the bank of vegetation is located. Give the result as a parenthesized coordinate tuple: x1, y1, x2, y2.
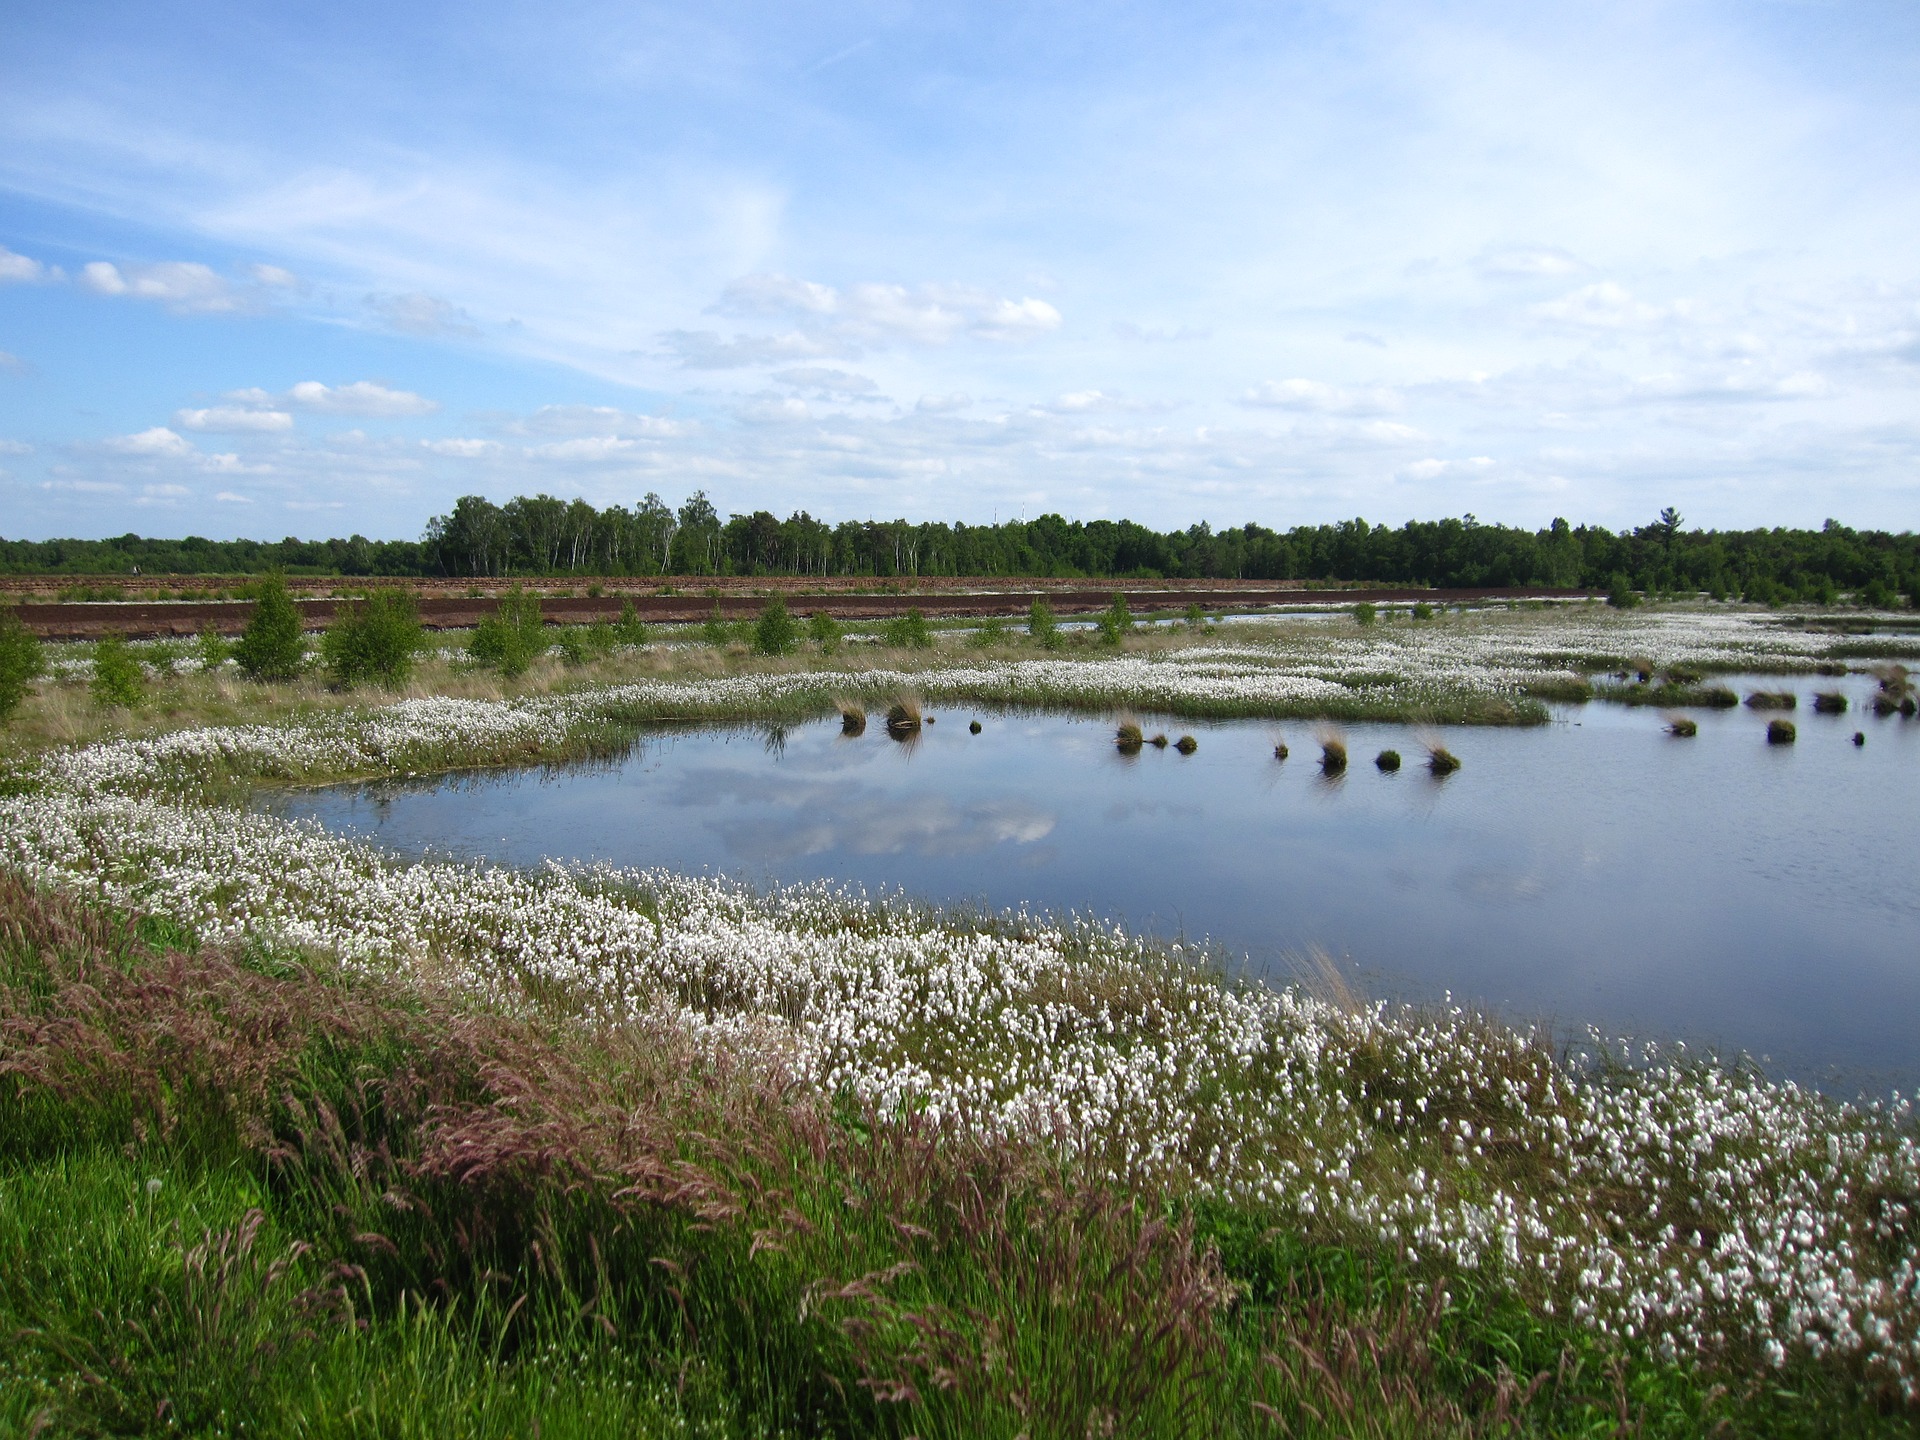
(4, 497, 1918, 607)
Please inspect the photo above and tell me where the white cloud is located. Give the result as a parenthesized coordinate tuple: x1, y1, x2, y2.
(139, 482, 192, 499)
(528, 436, 640, 460)
(736, 393, 811, 424)
(915, 392, 972, 413)
(713, 274, 1062, 351)
(1354, 421, 1427, 444)
(103, 426, 194, 457)
(1240, 378, 1403, 415)
(248, 263, 300, 288)
(201, 452, 273, 474)
(771, 367, 880, 395)
(215, 490, 255, 503)
(514, 404, 690, 437)
(174, 406, 295, 432)
(230, 380, 437, 416)
(0, 246, 52, 284)
(1402, 456, 1495, 480)
(80, 260, 248, 313)
(1532, 282, 1673, 329)
(1477, 245, 1585, 279)
(368, 291, 479, 336)
(661, 329, 830, 369)
(422, 437, 502, 458)
(0, 440, 32, 455)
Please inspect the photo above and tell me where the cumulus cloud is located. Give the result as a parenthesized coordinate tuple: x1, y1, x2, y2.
(103, 427, 195, 457)
(513, 404, 691, 437)
(736, 393, 811, 424)
(421, 437, 502, 458)
(771, 367, 880, 395)
(0, 246, 54, 284)
(1239, 378, 1402, 415)
(174, 406, 295, 433)
(660, 329, 830, 369)
(1532, 282, 1673, 329)
(226, 380, 438, 417)
(1477, 245, 1585, 279)
(80, 260, 251, 313)
(368, 291, 479, 337)
(711, 273, 1062, 352)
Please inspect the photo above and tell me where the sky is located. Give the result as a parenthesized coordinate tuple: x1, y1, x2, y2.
(1, 0, 1917, 543)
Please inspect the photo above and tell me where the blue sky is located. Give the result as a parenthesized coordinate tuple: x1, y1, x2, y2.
(2, 0, 1917, 542)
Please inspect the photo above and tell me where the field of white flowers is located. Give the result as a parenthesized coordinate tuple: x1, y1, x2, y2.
(4, 605, 1916, 1398)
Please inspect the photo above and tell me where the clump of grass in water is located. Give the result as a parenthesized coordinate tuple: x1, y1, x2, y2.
(1812, 691, 1848, 714)
(1417, 729, 1461, 774)
(1174, 734, 1197, 754)
(1375, 749, 1401, 771)
(886, 695, 923, 736)
(1665, 713, 1698, 737)
(1871, 664, 1912, 716)
(837, 699, 867, 736)
(1745, 691, 1796, 711)
(1149, 733, 1169, 749)
(1115, 714, 1144, 753)
(969, 719, 982, 734)
(1767, 718, 1797, 744)
(1853, 731, 1865, 746)
(1273, 736, 1289, 760)
(1318, 728, 1347, 774)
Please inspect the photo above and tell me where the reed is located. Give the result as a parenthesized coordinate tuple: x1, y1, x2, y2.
(1665, 713, 1698, 737)
(1767, 718, 1797, 744)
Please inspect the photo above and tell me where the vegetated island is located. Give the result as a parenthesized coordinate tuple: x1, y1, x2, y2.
(1, 580, 1917, 1435)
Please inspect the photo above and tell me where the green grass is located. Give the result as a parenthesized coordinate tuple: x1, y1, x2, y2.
(1593, 681, 1739, 709)
(4, 878, 1905, 1437)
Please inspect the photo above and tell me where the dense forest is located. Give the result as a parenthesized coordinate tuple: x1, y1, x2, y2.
(4, 491, 1917, 605)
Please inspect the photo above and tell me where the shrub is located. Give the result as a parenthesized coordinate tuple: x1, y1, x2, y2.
(613, 600, 650, 647)
(969, 617, 1005, 649)
(753, 594, 799, 656)
(232, 575, 306, 681)
(470, 588, 546, 678)
(702, 605, 733, 647)
(1028, 597, 1060, 649)
(1861, 578, 1896, 610)
(1410, 601, 1434, 621)
(555, 627, 591, 666)
(809, 610, 841, 653)
(1185, 602, 1205, 628)
(321, 590, 421, 688)
(1106, 593, 1134, 636)
(1606, 573, 1641, 609)
(883, 608, 932, 649)
(195, 625, 229, 673)
(1354, 601, 1377, 626)
(89, 634, 146, 709)
(0, 608, 45, 722)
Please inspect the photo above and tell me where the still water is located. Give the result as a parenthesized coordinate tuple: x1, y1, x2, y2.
(273, 670, 1920, 1094)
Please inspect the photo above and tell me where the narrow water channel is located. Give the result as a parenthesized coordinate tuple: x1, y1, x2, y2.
(270, 669, 1920, 1094)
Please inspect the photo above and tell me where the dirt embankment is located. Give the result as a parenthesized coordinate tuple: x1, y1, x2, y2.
(2, 584, 1592, 640)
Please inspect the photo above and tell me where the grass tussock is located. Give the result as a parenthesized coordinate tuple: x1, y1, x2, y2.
(1767, 718, 1797, 744)
(1317, 728, 1348, 773)
(1595, 680, 1740, 709)
(1174, 734, 1198, 754)
(1419, 730, 1463, 774)
(1375, 749, 1402, 771)
(885, 694, 922, 735)
(1744, 690, 1797, 710)
(1664, 713, 1698, 738)
(837, 698, 867, 735)
(1812, 690, 1849, 714)
(1115, 714, 1143, 753)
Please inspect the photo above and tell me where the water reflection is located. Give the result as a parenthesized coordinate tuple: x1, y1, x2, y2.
(269, 671, 1920, 1094)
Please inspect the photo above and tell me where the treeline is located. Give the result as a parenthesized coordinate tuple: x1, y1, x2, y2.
(4, 493, 1918, 604)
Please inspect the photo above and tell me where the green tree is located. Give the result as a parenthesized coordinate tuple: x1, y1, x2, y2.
(807, 610, 841, 653)
(90, 634, 146, 709)
(321, 590, 422, 688)
(1354, 602, 1377, 626)
(232, 575, 306, 681)
(195, 625, 229, 672)
(1606, 572, 1641, 609)
(613, 599, 650, 647)
(470, 588, 546, 678)
(753, 593, 798, 655)
(0, 608, 45, 722)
